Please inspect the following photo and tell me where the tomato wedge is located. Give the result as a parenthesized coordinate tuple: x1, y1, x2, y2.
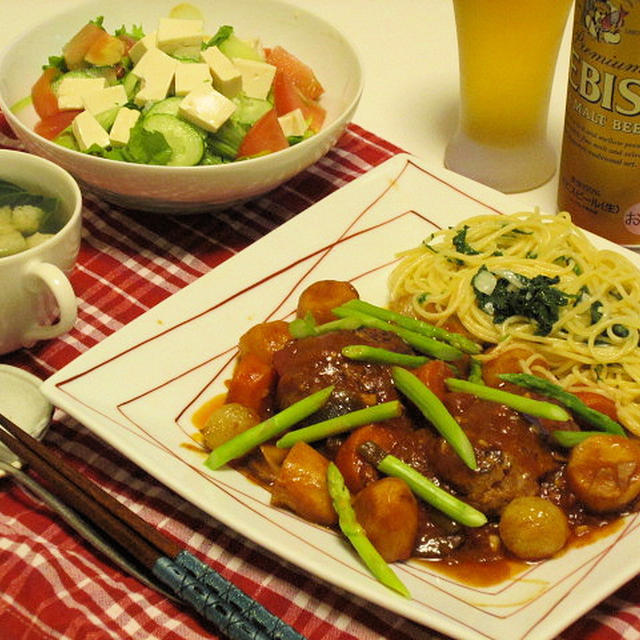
(34, 110, 82, 140)
(62, 22, 106, 69)
(265, 45, 324, 101)
(237, 108, 289, 158)
(272, 70, 325, 133)
(31, 68, 60, 119)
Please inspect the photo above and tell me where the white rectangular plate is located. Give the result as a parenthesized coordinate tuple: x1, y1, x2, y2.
(42, 154, 640, 640)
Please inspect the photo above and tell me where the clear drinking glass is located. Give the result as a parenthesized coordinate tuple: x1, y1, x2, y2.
(445, 0, 573, 193)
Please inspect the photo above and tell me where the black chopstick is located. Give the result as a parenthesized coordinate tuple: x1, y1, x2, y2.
(0, 412, 306, 640)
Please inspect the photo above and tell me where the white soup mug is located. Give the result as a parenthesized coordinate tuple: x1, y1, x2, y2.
(0, 150, 82, 355)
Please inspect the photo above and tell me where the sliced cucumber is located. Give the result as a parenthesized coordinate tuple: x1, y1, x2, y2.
(144, 96, 184, 118)
(218, 34, 263, 61)
(53, 130, 79, 151)
(122, 72, 140, 100)
(170, 45, 201, 61)
(231, 95, 272, 126)
(95, 106, 122, 131)
(142, 114, 204, 166)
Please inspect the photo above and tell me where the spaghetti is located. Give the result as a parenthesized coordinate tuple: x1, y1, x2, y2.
(388, 210, 640, 435)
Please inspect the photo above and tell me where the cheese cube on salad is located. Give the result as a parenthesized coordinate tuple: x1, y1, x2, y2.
(200, 46, 242, 98)
(128, 30, 157, 64)
(56, 77, 107, 110)
(174, 62, 212, 96)
(232, 58, 276, 100)
(132, 49, 177, 106)
(156, 18, 204, 52)
(278, 108, 308, 138)
(132, 47, 176, 82)
(179, 84, 236, 133)
(82, 84, 128, 115)
(109, 108, 140, 147)
(72, 110, 109, 150)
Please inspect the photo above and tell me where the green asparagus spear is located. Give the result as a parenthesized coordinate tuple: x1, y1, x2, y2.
(341, 344, 429, 367)
(358, 441, 487, 527)
(333, 299, 482, 354)
(551, 430, 614, 447)
(499, 373, 626, 436)
(276, 400, 402, 448)
(468, 357, 484, 385)
(391, 366, 477, 470)
(289, 314, 362, 339)
(445, 378, 571, 422)
(204, 385, 334, 470)
(332, 307, 463, 361)
(326, 462, 411, 598)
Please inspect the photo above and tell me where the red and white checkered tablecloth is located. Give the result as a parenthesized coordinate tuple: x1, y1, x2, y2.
(0, 116, 638, 640)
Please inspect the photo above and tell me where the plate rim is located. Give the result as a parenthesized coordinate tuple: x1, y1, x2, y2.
(41, 153, 640, 640)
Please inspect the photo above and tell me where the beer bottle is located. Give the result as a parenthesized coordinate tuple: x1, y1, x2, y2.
(557, 0, 640, 246)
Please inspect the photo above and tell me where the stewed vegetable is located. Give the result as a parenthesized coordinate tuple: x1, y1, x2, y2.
(498, 497, 569, 560)
(198, 279, 640, 593)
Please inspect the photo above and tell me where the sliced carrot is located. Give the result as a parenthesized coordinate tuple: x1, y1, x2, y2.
(226, 353, 277, 417)
(412, 360, 455, 402)
(573, 391, 619, 422)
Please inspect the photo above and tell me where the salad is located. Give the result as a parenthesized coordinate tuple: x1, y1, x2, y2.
(30, 10, 326, 166)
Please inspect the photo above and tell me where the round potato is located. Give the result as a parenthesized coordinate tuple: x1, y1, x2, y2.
(567, 434, 640, 513)
(296, 280, 359, 324)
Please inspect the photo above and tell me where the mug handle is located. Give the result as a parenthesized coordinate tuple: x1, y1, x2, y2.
(22, 262, 77, 342)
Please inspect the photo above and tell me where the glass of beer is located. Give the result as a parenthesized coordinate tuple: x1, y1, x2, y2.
(444, 0, 573, 193)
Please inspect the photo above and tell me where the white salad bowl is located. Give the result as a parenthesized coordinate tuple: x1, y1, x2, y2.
(0, 0, 362, 213)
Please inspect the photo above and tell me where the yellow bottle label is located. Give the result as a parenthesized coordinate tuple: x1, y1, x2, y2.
(558, 0, 640, 246)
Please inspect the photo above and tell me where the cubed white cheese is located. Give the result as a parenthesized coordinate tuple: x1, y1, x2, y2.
(134, 77, 174, 106)
(72, 110, 110, 150)
(278, 108, 308, 138)
(132, 48, 177, 106)
(56, 77, 107, 110)
(82, 84, 129, 115)
(174, 62, 212, 96)
(156, 18, 204, 52)
(132, 47, 177, 81)
(178, 84, 236, 133)
(232, 58, 276, 100)
(109, 107, 141, 146)
(200, 46, 242, 98)
(128, 31, 158, 64)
